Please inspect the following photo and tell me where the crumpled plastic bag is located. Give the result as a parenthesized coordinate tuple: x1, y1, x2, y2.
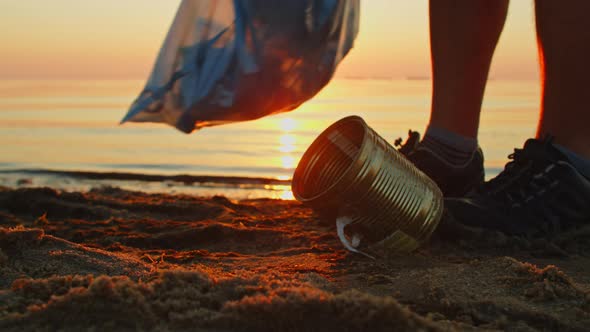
(121, 0, 360, 133)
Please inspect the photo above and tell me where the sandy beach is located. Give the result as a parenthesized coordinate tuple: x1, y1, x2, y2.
(3, 0, 588, 330)
(0, 185, 588, 331)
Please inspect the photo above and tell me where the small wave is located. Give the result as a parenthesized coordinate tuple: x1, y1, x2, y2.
(0, 168, 291, 186)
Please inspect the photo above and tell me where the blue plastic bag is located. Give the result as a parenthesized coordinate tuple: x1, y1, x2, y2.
(121, 0, 360, 133)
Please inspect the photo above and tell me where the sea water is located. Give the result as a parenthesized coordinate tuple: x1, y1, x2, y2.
(0, 79, 540, 199)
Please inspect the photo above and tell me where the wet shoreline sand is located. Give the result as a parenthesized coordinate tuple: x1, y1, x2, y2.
(1, 186, 589, 331)
(0, 170, 293, 201)
(0, 169, 291, 186)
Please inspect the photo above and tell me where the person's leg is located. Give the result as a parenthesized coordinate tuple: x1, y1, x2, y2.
(442, 1, 590, 237)
(535, 0, 590, 159)
(429, 0, 509, 138)
(397, 1, 509, 197)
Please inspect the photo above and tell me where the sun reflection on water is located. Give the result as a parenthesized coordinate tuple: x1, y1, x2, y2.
(279, 190, 295, 200)
(263, 184, 295, 200)
(276, 117, 300, 200)
(279, 134, 296, 153)
(281, 155, 296, 169)
(279, 118, 298, 132)
(277, 117, 299, 171)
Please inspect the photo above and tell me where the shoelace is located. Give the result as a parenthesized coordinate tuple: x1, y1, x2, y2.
(483, 138, 559, 208)
(482, 147, 530, 193)
(504, 164, 560, 208)
(394, 130, 421, 155)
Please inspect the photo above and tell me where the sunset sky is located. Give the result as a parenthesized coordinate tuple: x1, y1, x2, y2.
(0, 0, 539, 80)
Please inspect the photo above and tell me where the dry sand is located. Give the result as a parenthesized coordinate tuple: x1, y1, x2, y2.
(0, 186, 589, 331)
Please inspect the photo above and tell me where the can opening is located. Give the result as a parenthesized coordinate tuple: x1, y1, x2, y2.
(293, 117, 365, 200)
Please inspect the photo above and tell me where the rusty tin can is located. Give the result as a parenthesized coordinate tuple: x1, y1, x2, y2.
(292, 116, 443, 254)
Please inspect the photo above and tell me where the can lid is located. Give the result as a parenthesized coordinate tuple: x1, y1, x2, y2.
(292, 115, 368, 203)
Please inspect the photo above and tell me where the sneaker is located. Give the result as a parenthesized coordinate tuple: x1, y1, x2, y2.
(395, 130, 485, 197)
(444, 138, 590, 237)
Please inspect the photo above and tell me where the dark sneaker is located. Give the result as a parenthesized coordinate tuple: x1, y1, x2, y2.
(395, 130, 485, 197)
(444, 138, 590, 237)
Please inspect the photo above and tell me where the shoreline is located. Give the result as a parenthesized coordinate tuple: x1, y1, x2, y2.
(0, 169, 294, 201)
(0, 168, 291, 185)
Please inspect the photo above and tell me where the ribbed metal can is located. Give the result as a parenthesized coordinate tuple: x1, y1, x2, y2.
(292, 116, 444, 254)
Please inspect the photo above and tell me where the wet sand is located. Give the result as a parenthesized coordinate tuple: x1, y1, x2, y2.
(0, 186, 589, 331)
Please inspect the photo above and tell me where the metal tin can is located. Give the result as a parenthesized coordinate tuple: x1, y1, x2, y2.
(292, 116, 443, 254)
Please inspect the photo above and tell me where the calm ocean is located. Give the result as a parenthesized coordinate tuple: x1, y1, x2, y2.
(0, 79, 540, 199)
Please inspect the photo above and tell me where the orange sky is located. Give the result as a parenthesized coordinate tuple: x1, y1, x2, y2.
(0, 1, 539, 80)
